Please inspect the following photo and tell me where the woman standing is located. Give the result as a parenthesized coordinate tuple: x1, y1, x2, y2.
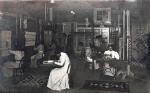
(47, 49, 71, 91)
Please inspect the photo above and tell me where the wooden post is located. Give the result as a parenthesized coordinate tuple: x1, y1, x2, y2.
(45, 3, 47, 21)
(126, 10, 132, 76)
(123, 10, 126, 60)
(49, 8, 53, 22)
(16, 14, 18, 46)
(127, 10, 130, 60)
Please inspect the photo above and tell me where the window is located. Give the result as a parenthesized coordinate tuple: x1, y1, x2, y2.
(94, 8, 111, 25)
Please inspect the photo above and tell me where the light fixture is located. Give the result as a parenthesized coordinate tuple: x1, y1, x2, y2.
(0, 11, 3, 20)
(125, 0, 136, 2)
(70, 10, 75, 15)
(0, 11, 3, 15)
(50, 0, 55, 3)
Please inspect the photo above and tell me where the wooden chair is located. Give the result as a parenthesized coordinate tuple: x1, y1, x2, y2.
(13, 57, 25, 76)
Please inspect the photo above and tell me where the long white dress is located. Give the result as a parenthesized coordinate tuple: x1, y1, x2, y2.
(47, 52, 71, 91)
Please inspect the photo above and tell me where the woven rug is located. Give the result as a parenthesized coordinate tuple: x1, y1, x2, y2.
(0, 67, 51, 93)
(81, 80, 129, 92)
(15, 68, 51, 87)
(16, 73, 49, 87)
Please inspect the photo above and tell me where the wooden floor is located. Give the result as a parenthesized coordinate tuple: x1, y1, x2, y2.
(0, 55, 150, 93)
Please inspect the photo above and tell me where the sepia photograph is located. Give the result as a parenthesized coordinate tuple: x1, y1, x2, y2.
(0, 0, 150, 93)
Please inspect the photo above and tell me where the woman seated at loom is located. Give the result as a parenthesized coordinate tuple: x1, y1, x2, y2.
(30, 42, 44, 68)
(103, 45, 119, 79)
(85, 47, 99, 70)
(47, 48, 71, 91)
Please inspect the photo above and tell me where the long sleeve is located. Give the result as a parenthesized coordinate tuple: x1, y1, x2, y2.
(9, 50, 24, 60)
(114, 52, 119, 60)
(87, 56, 93, 62)
(9, 50, 17, 55)
(54, 54, 65, 66)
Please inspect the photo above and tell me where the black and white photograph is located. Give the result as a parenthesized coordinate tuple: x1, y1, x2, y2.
(0, 0, 150, 93)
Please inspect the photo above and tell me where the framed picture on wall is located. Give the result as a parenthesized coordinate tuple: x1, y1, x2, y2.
(25, 32, 36, 46)
(93, 8, 111, 25)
